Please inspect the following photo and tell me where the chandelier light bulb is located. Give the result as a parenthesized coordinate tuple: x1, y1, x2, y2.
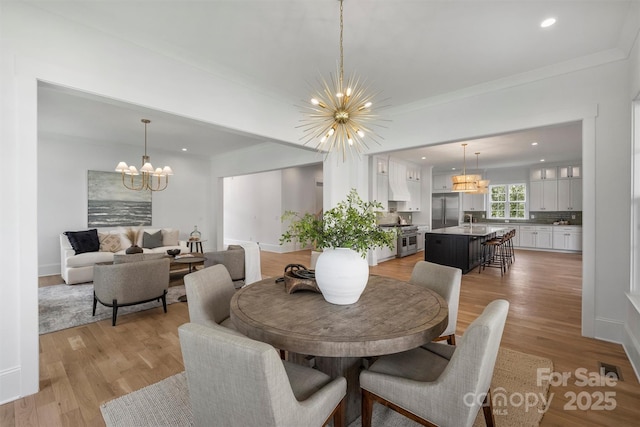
(311, 98, 320, 105)
(346, 87, 352, 97)
(357, 129, 365, 138)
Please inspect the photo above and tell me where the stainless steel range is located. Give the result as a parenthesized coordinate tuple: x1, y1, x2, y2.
(396, 225, 418, 258)
(380, 224, 419, 258)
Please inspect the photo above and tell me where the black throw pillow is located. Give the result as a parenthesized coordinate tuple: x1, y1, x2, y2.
(143, 230, 163, 249)
(64, 229, 100, 254)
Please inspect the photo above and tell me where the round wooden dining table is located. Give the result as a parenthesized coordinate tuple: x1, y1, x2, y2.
(230, 274, 448, 424)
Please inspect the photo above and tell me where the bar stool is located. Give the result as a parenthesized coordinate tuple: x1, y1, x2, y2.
(504, 229, 516, 266)
(479, 233, 508, 275)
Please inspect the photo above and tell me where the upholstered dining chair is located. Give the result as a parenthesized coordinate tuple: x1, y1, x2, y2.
(410, 261, 462, 345)
(179, 322, 347, 427)
(184, 264, 237, 329)
(360, 299, 509, 427)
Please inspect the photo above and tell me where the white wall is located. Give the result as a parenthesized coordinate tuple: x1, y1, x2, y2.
(223, 170, 283, 250)
(37, 135, 211, 275)
(485, 166, 532, 186)
(223, 164, 322, 253)
(3, 0, 640, 405)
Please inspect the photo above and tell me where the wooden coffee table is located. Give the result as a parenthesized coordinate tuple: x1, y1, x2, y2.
(171, 253, 206, 273)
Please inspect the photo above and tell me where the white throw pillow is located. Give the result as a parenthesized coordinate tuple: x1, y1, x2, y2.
(162, 229, 179, 246)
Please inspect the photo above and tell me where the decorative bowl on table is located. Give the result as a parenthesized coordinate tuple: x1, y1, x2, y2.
(167, 249, 181, 256)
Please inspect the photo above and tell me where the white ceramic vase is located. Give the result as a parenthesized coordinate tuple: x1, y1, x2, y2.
(314, 248, 369, 305)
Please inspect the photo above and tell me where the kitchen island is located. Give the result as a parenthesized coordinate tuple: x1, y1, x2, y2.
(425, 225, 511, 273)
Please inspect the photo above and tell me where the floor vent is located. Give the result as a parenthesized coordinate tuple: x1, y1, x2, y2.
(598, 361, 623, 381)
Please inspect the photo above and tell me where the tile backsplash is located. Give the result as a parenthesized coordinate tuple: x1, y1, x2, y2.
(463, 211, 582, 225)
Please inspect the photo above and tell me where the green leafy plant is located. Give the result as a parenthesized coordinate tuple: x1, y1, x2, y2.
(280, 189, 397, 258)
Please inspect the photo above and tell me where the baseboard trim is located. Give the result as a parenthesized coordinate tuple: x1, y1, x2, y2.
(38, 263, 60, 277)
(623, 324, 640, 383)
(623, 294, 640, 382)
(594, 316, 624, 344)
(0, 366, 22, 405)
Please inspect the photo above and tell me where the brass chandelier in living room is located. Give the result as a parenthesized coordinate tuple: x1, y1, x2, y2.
(298, 0, 384, 161)
(115, 119, 173, 192)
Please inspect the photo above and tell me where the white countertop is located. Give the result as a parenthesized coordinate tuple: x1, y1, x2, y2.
(428, 225, 511, 236)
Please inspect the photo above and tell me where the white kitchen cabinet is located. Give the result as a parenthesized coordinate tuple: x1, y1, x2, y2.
(371, 156, 389, 211)
(530, 167, 557, 181)
(399, 180, 422, 212)
(552, 226, 582, 251)
(375, 173, 389, 211)
(557, 178, 582, 211)
(530, 180, 557, 211)
(462, 192, 486, 212)
(375, 156, 389, 175)
(417, 230, 426, 251)
(519, 225, 553, 249)
(558, 165, 580, 179)
(406, 166, 421, 182)
(432, 173, 454, 192)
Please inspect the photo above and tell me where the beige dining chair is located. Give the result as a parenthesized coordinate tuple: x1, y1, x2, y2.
(184, 264, 237, 329)
(410, 261, 462, 344)
(359, 299, 509, 427)
(179, 322, 347, 427)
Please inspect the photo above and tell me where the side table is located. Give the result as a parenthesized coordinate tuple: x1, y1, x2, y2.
(187, 239, 206, 253)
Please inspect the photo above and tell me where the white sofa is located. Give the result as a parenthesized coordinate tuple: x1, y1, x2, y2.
(60, 227, 188, 285)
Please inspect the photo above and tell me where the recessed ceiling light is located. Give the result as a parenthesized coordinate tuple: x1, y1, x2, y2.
(531, 142, 538, 146)
(451, 167, 456, 171)
(182, 148, 187, 151)
(540, 159, 546, 162)
(540, 17, 556, 28)
(421, 156, 426, 160)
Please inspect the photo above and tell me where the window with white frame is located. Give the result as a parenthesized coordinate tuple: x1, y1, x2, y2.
(488, 183, 526, 219)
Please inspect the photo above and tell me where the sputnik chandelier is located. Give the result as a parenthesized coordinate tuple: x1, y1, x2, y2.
(115, 119, 173, 192)
(298, 0, 384, 161)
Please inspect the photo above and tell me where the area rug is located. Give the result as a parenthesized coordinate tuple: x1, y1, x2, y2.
(101, 347, 553, 427)
(39, 283, 186, 334)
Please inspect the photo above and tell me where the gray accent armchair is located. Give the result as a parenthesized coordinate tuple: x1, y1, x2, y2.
(360, 299, 509, 427)
(203, 245, 245, 289)
(179, 322, 347, 427)
(93, 257, 170, 326)
(410, 261, 462, 345)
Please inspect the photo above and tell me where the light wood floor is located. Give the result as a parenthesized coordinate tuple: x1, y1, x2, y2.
(2, 250, 639, 426)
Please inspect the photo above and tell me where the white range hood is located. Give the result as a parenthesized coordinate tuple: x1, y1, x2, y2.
(388, 158, 411, 201)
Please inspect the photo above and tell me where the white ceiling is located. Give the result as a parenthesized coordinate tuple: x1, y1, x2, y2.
(32, 0, 636, 169)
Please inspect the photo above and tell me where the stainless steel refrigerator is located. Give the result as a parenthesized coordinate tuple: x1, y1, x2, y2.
(431, 193, 460, 230)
